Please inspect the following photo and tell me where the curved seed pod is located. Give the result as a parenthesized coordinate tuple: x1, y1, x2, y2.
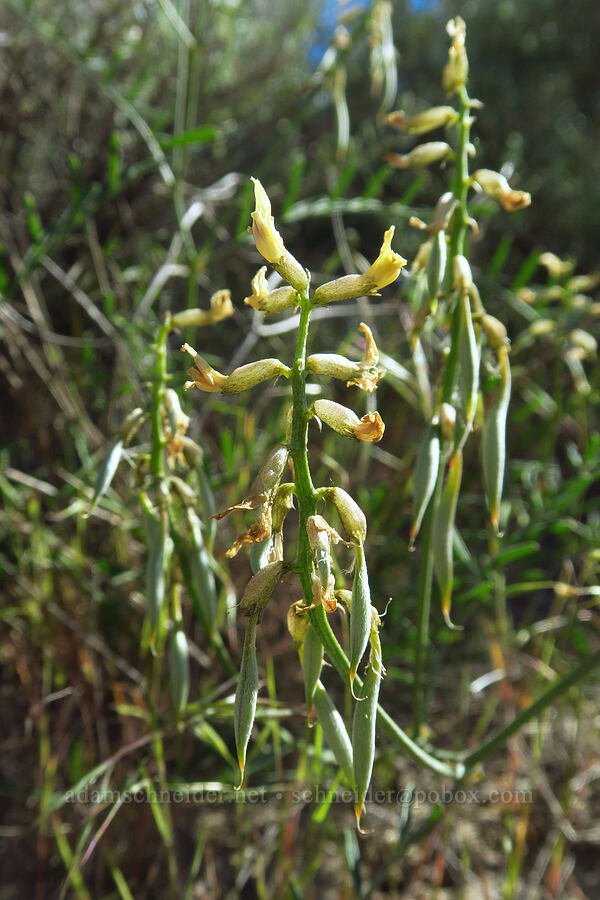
(169, 629, 190, 718)
(426, 230, 447, 303)
(432, 451, 463, 629)
(482, 347, 511, 535)
(234, 612, 259, 789)
(410, 425, 441, 550)
(349, 543, 371, 693)
(352, 620, 383, 830)
(186, 508, 218, 632)
(251, 446, 289, 497)
(302, 624, 324, 720)
(142, 499, 169, 633)
(240, 560, 287, 616)
(313, 681, 354, 787)
(85, 439, 123, 517)
(458, 291, 480, 428)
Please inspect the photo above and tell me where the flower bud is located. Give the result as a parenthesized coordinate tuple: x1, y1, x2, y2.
(386, 105, 458, 135)
(386, 142, 453, 170)
(222, 358, 289, 393)
(171, 289, 234, 329)
(243, 266, 298, 315)
(472, 169, 531, 212)
(442, 16, 468, 95)
(181, 343, 228, 392)
(439, 402, 456, 440)
(538, 252, 574, 279)
(568, 329, 597, 358)
(240, 560, 288, 615)
(479, 314, 509, 352)
(322, 487, 367, 543)
(313, 399, 385, 443)
(312, 227, 406, 305)
(250, 178, 308, 293)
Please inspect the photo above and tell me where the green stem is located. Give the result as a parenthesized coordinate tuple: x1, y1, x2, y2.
(287, 297, 460, 778)
(441, 85, 472, 404)
(150, 320, 170, 480)
(290, 294, 318, 605)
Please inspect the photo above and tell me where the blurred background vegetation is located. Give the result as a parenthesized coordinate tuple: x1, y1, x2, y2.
(1, 0, 599, 897)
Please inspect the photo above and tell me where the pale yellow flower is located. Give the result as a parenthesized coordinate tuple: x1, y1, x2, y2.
(181, 343, 228, 392)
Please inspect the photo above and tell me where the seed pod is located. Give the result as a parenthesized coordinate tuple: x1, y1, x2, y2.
(313, 681, 354, 786)
(240, 560, 287, 616)
(482, 347, 511, 535)
(349, 543, 371, 693)
(186, 508, 218, 632)
(410, 424, 441, 549)
(458, 291, 479, 427)
(251, 446, 289, 497)
(222, 358, 289, 394)
(169, 629, 190, 717)
(352, 622, 383, 830)
(141, 496, 168, 632)
(426, 230, 447, 302)
(86, 439, 124, 516)
(250, 536, 274, 574)
(322, 487, 367, 544)
(302, 624, 324, 720)
(234, 612, 259, 788)
(432, 451, 463, 628)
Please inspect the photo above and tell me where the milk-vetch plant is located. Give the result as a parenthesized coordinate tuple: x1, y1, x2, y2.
(176, 19, 600, 832)
(183, 175, 405, 825)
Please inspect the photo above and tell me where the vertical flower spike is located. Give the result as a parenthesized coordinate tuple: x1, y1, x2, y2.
(250, 178, 309, 294)
(443, 16, 468, 95)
